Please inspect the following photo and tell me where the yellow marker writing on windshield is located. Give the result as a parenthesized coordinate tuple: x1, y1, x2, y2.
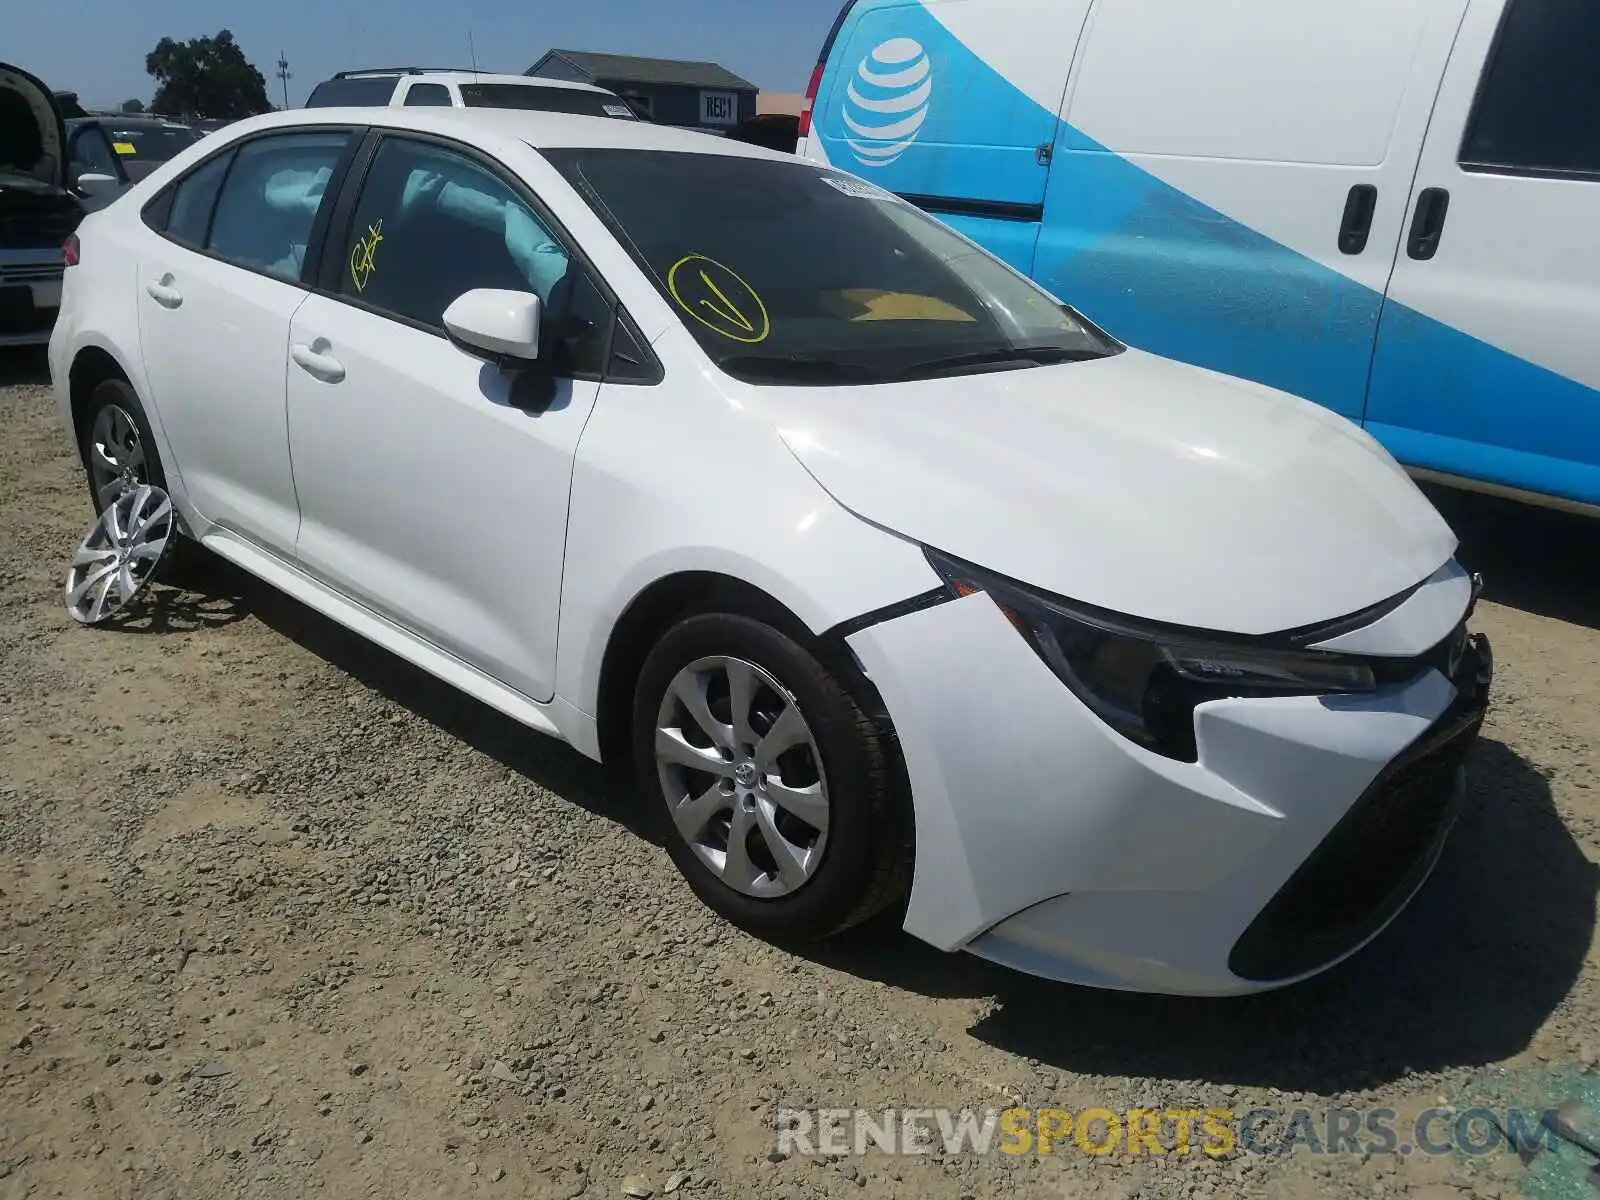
(698, 271, 755, 333)
(667, 254, 770, 344)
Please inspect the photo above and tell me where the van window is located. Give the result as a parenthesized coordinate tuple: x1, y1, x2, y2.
(403, 83, 453, 107)
(1067, 0, 1437, 167)
(304, 77, 398, 107)
(1459, 0, 1600, 178)
(457, 83, 638, 119)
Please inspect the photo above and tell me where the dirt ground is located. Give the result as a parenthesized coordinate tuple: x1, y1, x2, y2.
(2, 345, 1598, 1200)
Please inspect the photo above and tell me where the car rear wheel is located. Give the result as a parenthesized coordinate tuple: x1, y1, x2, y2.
(79, 378, 167, 513)
(632, 611, 910, 942)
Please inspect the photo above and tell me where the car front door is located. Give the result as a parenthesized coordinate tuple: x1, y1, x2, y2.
(285, 133, 614, 703)
(134, 129, 357, 552)
(1363, 0, 1600, 508)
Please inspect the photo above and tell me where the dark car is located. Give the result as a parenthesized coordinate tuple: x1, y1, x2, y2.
(1, 62, 84, 348)
(67, 115, 202, 185)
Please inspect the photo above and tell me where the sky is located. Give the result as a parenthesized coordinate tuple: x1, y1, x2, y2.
(9, 0, 842, 110)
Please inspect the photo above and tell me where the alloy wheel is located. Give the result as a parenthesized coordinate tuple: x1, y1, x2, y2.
(64, 484, 174, 624)
(654, 655, 831, 899)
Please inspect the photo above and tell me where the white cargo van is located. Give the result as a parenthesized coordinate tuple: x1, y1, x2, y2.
(798, 0, 1600, 514)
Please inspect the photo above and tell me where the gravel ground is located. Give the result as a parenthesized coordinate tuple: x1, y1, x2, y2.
(2, 345, 1598, 1200)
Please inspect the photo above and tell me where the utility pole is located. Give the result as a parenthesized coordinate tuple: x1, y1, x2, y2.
(275, 52, 291, 109)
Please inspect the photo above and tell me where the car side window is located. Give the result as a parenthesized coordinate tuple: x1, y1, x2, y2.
(403, 83, 453, 107)
(70, 128, 120, 177)
(1460, 0, 1600, 178)
(205, 133, 351, 282)
(336, 136, 610, 377)
(163, 150, 234, 247)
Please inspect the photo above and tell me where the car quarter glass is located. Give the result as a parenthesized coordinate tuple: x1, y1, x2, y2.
(543, 149, 1119, 385)
(157, 150, 232, 248)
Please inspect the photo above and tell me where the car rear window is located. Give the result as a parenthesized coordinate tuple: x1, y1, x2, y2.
(458, 83, 637, 119)
(304, 77, 397, 107)
(105, 125, 198, 163)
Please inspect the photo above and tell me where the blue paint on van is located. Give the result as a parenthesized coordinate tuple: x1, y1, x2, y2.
(810, 0, 1600, 508)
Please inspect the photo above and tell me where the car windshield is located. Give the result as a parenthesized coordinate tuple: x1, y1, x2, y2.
(458, 83, 637, 119)
(545, 149, 1119, 385)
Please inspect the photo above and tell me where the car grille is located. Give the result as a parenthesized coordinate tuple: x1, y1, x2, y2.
(1228, 633, 1492, 984)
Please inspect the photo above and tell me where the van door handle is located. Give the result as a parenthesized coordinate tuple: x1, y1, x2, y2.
(1406, 187, 1451, 261)
(290, 341, 346, 384)
(1338, 184, 1378, 255)
(144, 277, 182, 308)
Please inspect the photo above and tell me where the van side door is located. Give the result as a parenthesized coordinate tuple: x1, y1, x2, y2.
(808, 0, 1090, 274)
(1364, 0, 1600, 509)
(1034, 0, 1466, 424)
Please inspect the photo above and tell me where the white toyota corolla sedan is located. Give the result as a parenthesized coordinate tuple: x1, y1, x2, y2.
(48, 106, 1492, 996)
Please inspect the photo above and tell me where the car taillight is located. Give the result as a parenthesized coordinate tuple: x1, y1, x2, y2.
(798, 62, 825, 138)
(62, 233, 80, 268)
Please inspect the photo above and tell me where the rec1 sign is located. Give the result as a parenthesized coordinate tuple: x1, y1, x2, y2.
(700, 90, 739, 126)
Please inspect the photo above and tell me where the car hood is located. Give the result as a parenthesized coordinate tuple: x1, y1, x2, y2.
(728, 348, 1458, 636)
(0, 62, 68, 190)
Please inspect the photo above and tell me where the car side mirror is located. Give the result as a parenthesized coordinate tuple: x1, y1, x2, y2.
(443, 288, 543, 366)
(73, 171, 120, 199)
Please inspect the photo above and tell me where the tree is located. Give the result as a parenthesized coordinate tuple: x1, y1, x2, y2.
(120, 98, 146, 114)
(145, 30, 271, 119)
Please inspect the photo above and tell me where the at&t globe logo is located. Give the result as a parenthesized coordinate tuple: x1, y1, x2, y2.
(842, 37, 933, 169)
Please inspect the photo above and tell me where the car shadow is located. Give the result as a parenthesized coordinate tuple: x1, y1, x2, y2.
(1422, 482, 1600, 632)
(0, 347, 50, 387)
(218, 555, 654, 844)
(89, 556, 255, 634)
(806, 736, 1597, 1093)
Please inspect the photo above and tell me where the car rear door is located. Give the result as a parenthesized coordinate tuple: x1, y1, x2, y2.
(134, 129, 359, 552)
(1363, 0, 1600, 508)
(807, 0, 1089, 274)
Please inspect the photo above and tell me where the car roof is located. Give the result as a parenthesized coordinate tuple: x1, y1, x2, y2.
(332, 70, 612, 95)
(70, 115, 194, 129)
(223, 104, 810, 164)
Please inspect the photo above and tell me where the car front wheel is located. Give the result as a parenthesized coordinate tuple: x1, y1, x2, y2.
(632, 612, 910, 942)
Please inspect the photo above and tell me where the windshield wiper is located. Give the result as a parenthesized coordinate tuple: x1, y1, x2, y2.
(718, 354, 888, 384)
(902, 346, 1107, 379)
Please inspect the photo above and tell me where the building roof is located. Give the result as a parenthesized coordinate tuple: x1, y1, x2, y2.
(530, 50, 756, 92)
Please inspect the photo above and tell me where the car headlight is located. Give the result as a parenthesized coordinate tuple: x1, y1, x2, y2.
(924, 548, 1377, 762)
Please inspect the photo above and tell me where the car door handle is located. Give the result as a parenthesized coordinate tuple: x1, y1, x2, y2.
(1406, 187, 1450, 261)
(1337, 184, 1378, 255)
(290, 342, 346, 384)
(144, 278, 182, 308)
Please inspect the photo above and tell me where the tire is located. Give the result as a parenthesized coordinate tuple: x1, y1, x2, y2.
(78, 377, 170, 513)
(632, 611, 911, 942)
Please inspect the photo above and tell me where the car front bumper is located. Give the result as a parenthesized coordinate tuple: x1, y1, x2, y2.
(845, 589, 1491, 997)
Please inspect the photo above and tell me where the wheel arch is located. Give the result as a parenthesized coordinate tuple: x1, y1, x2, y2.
(65, 338, 190, 518)
(592, 569, 910, 782)
(67, 344, 133, 439)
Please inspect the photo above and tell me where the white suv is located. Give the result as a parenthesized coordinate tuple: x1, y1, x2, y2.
(304, 68, 639, 121)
